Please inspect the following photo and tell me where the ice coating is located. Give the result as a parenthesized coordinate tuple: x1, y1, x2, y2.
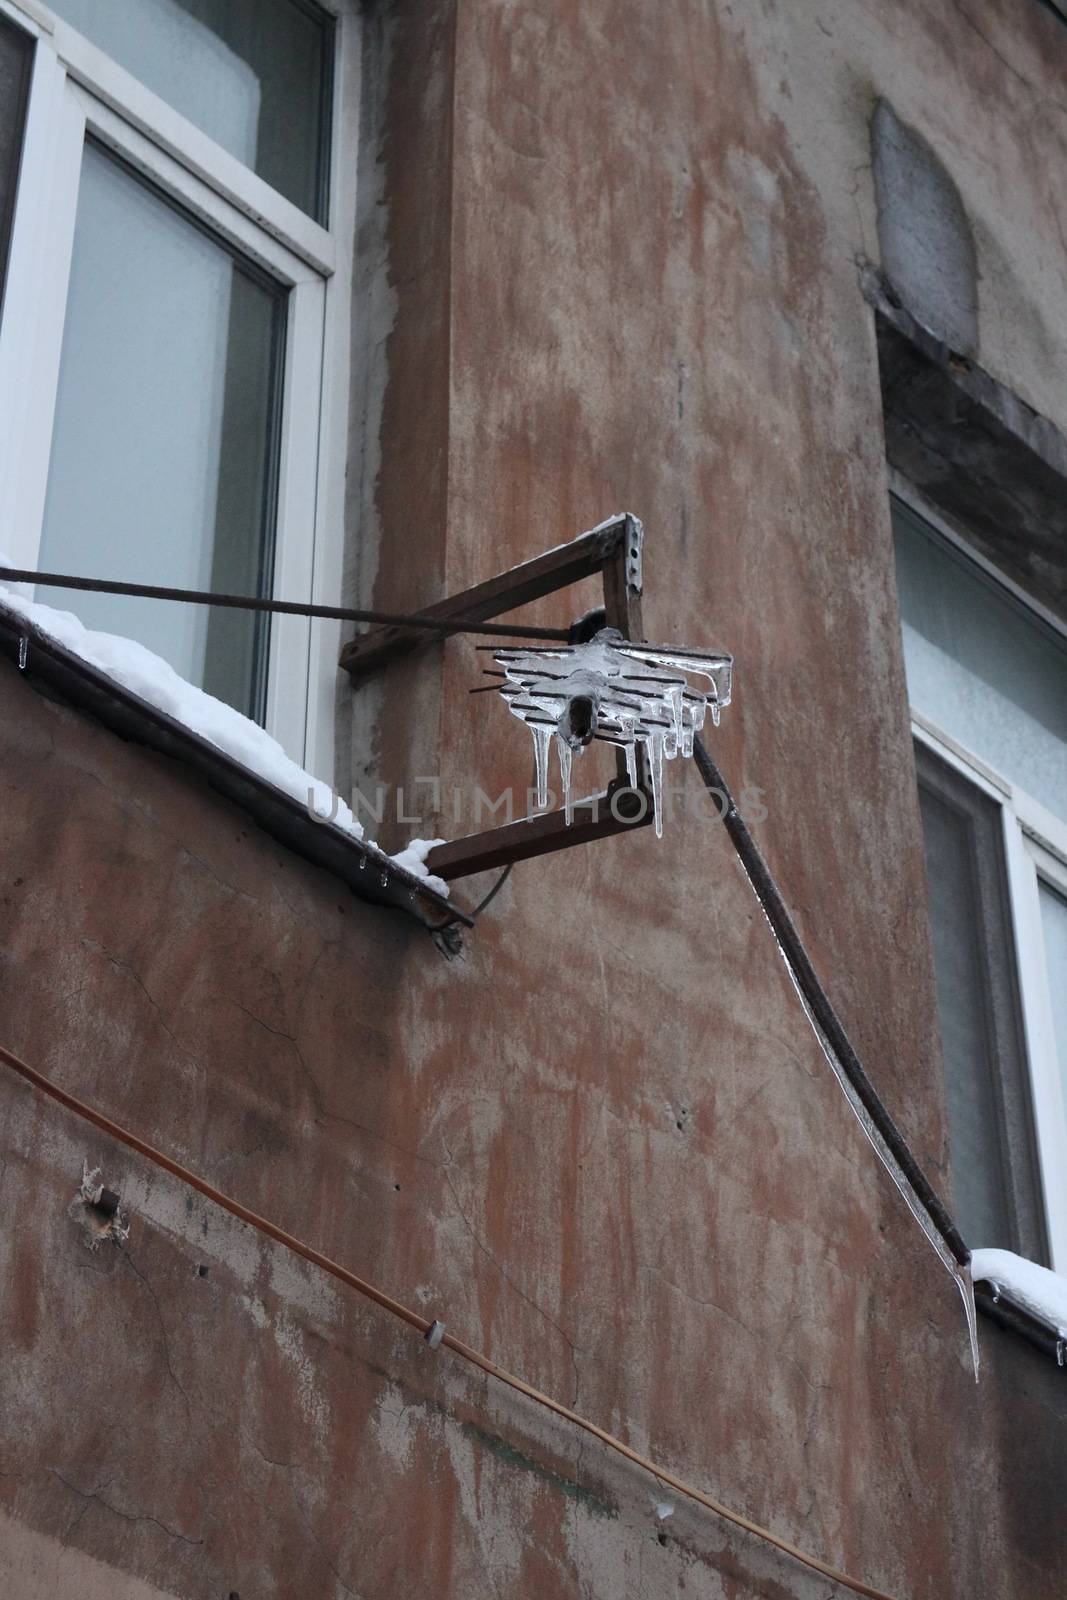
(755, 892, 981, 1379)
(492, 628, 732, 835)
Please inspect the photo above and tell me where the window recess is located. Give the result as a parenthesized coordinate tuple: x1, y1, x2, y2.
(894, 493, 1067, 1270)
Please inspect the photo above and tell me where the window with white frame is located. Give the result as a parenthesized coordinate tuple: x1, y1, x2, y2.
(892, 493, 1067, 1269)
(0, 0, 357, 776)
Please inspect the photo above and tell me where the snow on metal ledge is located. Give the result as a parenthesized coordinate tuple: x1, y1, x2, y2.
(0, 600, 472, 930)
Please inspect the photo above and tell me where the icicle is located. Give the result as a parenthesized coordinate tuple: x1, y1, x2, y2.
(625, 731, 638, 788)
(493, 629, 734, 838)
(668, 685, 684, 743)
(646, 728, 665, 838)
(556, 734, 573, 824)
(710, 700, 721, 728)
(532, 723, 551, 810)
(955, 1261, 980, 1383)
(18, 635, 28, 670)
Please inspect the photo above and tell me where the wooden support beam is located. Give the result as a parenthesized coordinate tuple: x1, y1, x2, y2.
(339, 516, 633, 683)
(424, 782, 653, 880)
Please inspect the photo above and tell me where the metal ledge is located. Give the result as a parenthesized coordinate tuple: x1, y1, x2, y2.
(0, 601, 472, 930)
(975, 1282, 1067, 1368)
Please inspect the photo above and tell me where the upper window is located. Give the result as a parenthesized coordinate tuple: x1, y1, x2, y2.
(894, 499, 1067, 828)
(893, 496, 1067, 1268)
(46, 0, 334, 220)
(0, 0, 354, 776)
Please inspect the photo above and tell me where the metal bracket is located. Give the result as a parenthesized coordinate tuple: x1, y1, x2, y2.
(339, 514, 652, 883)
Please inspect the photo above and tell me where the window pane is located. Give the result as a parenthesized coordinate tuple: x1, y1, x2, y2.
(918, 780, 1015, 1247)
(39, 142, 285, 721)
(893, 499, 1067, 827)
(49, 0, 333, 221)
(0, 13, 33, 312)
(1038, 879, 1067, 1116)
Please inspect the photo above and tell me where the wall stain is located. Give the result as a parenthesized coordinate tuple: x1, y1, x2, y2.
(458, 1420, 618, 1521)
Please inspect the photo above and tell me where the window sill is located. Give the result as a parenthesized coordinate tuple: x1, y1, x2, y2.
(0, 599, 471, 931)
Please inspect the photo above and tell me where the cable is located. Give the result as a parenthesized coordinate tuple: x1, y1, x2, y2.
(426, 862, 514, 944)
(0, 1037, 897, 1600)
(471, 861, 513, 917)
(0, 568, 572, 644)
(692, 737, 968, 1271)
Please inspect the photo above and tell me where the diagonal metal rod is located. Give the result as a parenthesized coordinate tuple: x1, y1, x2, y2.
(693, 736, 969, 1268)
(0, 568, 572, 643)
(475, 643, 575, 653)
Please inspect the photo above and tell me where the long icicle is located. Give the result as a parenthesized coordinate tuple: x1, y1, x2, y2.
(532, 723, 552, 809)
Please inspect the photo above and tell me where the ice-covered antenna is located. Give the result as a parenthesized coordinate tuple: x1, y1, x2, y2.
(488, 628, 733, 836)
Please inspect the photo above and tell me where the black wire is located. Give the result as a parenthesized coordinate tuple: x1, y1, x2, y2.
(427, 862, 513, 943)
(0, 568, 572, 643)
(472, 862, 513, 918)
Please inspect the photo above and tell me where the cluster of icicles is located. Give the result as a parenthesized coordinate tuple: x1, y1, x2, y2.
(491, 628, 733, 835)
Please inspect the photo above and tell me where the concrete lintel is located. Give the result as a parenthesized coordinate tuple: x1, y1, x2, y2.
(863, 263, 1067, 618)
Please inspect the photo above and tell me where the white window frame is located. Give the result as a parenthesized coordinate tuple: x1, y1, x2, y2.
(895, 478, 1067, 1270)
(0, 0, 359, 780)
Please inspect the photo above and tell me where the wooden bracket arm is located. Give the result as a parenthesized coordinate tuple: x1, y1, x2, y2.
(424, 781, 654, 880)
(338, 514, 642, 683)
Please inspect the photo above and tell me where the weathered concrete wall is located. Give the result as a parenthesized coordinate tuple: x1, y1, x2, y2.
(871, 100, 978, 355)
(3, 1, 1067, 1597)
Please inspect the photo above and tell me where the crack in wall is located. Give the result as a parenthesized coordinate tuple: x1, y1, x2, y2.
(49, 1468, 203, 1550)
(121, 1251, 192, 1420)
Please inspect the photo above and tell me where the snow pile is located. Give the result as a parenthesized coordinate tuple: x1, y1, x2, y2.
(0, 564, 450, 901)
(388, 837, 449, 898)
(970, 1248, 1067, 1337)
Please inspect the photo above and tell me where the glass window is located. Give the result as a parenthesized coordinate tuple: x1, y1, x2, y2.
(48, 0, 334, 220)
(39, 142, 285, 720)
(1038, 879, 1067, 1104)
(0, 14, 33, 311)
(894, 495, 1067, 1262)
(915, 752, 1047, 1253)
(918, 780, 1014, 1245)
(893, 497, 1067, 826)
